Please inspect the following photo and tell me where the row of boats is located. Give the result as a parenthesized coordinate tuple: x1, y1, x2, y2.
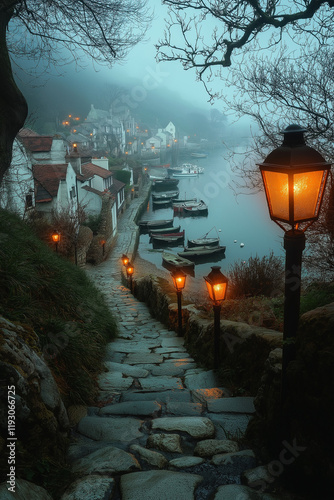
(138, 218, 226, 273)
(152, 189, 209, 215)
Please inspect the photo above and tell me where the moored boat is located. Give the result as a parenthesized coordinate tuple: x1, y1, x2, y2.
(152, 178, 179, 191)
(152, 199, 172, 209)
(162, 251, 195, 272)
(178, 245, 226, 259)
(173, 200, 201, 213)
(152, 191, 179, 200)
(183, 202, 208, 216)
(149, 225, 181, 235)
(138, 219, 174, 230)
(151, 230, 185, 246)
(187, 237, 220, 247)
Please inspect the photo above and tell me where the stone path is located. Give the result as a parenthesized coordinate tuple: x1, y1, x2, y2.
(61, 188, 278, 500)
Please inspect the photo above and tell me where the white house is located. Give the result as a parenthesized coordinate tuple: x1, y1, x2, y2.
(164, 121, 176, 140)
(145, 136, 162, 151)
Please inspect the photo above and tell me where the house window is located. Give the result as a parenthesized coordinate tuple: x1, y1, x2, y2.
(70, 186, 76, 199)
(25, 193, 33, 209)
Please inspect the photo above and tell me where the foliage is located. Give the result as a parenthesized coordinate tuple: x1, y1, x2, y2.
(300, 281, 334, 315)
(114, 169, 131, 186)
(81, 213, 102, 235)
(227, 252, 284, 299)
(0, 208, 117, 405)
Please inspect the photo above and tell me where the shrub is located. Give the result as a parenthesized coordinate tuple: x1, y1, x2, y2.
(228, 252, 284, 298)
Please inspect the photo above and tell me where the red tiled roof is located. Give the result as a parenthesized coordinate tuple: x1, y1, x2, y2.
(18, 128, 40, 137)
(81, 186, 104, 196)
(19, 134, 53, 152)
(33, 164, 68, 200)
(81, 162, 113, 179)
(110, 178, 126, 192)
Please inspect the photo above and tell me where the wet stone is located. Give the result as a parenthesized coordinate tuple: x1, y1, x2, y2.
(155, 347, 187, 354)
(151, 364, 185, 377)
(126, 353, 164, 364)
(184, 370, 219, 390)
(165, 402, 203, 416)
(130, 444, 168, 469)
(169, 456, 205, 468)
(213, 484, 278, 500)
(194, 439, 239, 457)
(72, 445, 141, 475)
(152, 417, 215, 439)
(104, 361, 149, 378)
(161, 337, 185, 348)
(207, 397, 255, 414)
(146, 433, 183, 453)
(139, 376, 184, 391)
(99, 401, 161, 417)
(121, 390, 192, 403)
(211, 449, 256, 466)
(77, 416, 144, 442)
(207, 413, 252, 440)
(98, 372, 134, 391)
(191, 388, 227, 404)
(60, 475, 115, 500)
(120, 470, 203, 500)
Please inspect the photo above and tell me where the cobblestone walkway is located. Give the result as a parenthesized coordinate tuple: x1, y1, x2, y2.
(61, 191, 276, 500)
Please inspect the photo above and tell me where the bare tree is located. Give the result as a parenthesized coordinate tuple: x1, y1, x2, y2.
(0, 0, 152, 184)
(157, 0, 334, 99)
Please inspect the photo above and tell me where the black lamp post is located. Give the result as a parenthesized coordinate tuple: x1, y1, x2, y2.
(204, 266, 228, 369)
(258, 124, 331, 404)
(126, 262, 134, 292)
(171, 269, 187, 336)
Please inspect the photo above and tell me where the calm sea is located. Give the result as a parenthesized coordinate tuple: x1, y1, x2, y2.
(137, 147, 285, 281)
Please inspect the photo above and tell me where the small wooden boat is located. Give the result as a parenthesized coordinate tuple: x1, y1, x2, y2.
(152, 178, 179, 191)
(152, 191, 179, 200)
(178, 245, 226, 259)
(172, 171, 198, 178)
(183, 202, 208, 216)
(172, 198, 197, 207)
(138, 219, 174, 230)
(149, 225, 181, 235)
(152, 199, 172, 209)
(151, 231, 185, 246)
(173, 200, 201, 213)
(162, 251, 195, 271)
(187, 237, 220, 247)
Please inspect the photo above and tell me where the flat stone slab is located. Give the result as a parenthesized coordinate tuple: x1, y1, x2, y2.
(161, 337, 185, 348)
(72, 446, 140, 475)
(164, 359, 196, 370)
(191, 388, 227, 404)
(99, 401, 161, 417)
(120, 470, 203, 500)
(166, 402, 203, 416)
(98, 372, 133, 391)
(121, 390, 192, 403)
(207, 397, 255, 414)
(147, 433, 183, 453)
(151, 364, 185, 377)
(155, 347, 187, 354)
(107, 341, 158, 353)
(0, 479, 53, 500)
(213, 484, 277, 500)
(104, 361, 149, 378)
(211, 449, 256, 466)
(130, 444, 168, 469)
(152, 417, 215, 438)
(61, 475, 115, 500)
(126, 353, 164, 364)
(184, 370, 219, 390)
(169, 456, 205, 468)
(194, 439, 239, 457)
(77, 416, 143, 442)
(139, 376, 184, 391)
(207, 413, 252, 440)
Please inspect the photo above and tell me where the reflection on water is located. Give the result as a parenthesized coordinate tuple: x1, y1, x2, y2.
(138, 148, 284, 280)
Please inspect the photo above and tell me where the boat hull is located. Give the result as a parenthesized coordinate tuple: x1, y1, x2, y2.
(187, 238, 220, 247)
(162, 251, 195, 272)
(178, 245, 226, 260)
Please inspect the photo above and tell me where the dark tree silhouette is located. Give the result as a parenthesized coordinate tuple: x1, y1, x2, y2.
(0, 0, 151, 184)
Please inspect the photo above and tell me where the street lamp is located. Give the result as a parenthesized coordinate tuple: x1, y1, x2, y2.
(121, 254, 129, 266)
(51, 230, 61, 253)
(100, 239, 106, 255)
(204, 266, 228, 369)
(126, 262, 134, 292)
(170, 269, 187, 336)
(258, 124, 331, 404)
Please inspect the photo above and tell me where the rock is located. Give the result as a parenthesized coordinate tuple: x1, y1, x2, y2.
(151, 364, 185, 377)
(72, 445, 141, 475)
(97, 372, 134, 391)
(161, 337, 185, 348)
(184, 370, 219, 390)
(166, 402, 203, 416)
(191, 388, 227, 403)
(169, 456, 205, 468)
(77, 416, 143, 442)
(147, 433, 183, 453)
(67, 405, 87, 427)
(103, 361, 149, 378)
(241, 465, 274, 491)
(213, 484, 278, 499)
(106, 340, 158, 353)
(0, 479, 53, 499)
(130, 444, 168, 468)
(152, 417, 215, 438)
(125, 353, 164, 364)
(194, 439, 239, 457)
(60, 475, 115, 499)
(99, 401, 161, 417)
(207, 413, 252, 440)
(120, 470, 203, 500)
(211, 449, 256, 465)
(207, 397, 255, 414)
(139, 376, 184, 391)
(121, 390, 192, 403)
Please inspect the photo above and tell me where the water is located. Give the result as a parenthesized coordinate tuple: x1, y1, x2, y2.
(138, 148, 285, 282)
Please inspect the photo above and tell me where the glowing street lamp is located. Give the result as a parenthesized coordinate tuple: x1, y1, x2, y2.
(126, 262, 134, 292)
(204, 266, 228, 369)
(171, 269, 187, 336)
(51, 230, 60, 253)
(100, 239, 106, 255)
(258, 124, 331, 404)
(121, 254, 129, 266)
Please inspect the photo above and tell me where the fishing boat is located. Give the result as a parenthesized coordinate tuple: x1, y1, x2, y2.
(183, 202, 208, 216)
(172, 170, 199, 178)
(173, 200, 202, 213)
(151, 230, 185, 246)
(187, 237, 220, 247)
(149, 225, 181, 235)
(152, 191, 179, 200)
(178, 245, 226, 259)
(162, 251, 195, 272)
(172, 198, 197, 206)
(138, 219, 174, 230)
(152, 178, 179, 191)
(168, 163, 204, 176)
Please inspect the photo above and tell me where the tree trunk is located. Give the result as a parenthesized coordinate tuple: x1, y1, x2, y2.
(0, 4, 28, 185)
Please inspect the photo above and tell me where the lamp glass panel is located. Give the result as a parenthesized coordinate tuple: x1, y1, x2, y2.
(205, 280, 214, 301)
(293, 170, 327, 221)
(262, 170, 289, 220)
(213, 283, 227, 302)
